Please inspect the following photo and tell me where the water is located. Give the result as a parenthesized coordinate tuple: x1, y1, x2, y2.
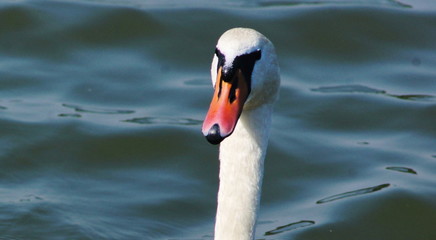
(1, 0, 436, 239)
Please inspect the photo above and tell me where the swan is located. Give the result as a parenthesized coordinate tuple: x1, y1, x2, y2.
(202, 28, 280, 240)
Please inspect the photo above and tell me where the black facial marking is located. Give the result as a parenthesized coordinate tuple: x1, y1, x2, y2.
(214, 48, 262, 103)
(215, 48, 225, 73)
(215, 48, 225, 98)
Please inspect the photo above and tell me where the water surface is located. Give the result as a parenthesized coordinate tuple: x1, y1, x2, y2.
(1, 0, 436, 239)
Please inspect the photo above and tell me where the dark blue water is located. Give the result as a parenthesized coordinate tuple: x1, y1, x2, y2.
(1, 0, 436, 239)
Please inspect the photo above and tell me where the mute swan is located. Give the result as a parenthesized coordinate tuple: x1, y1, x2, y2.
(202, 28, 280, 240)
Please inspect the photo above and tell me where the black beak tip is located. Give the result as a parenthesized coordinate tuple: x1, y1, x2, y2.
(205, 124, 224, 145)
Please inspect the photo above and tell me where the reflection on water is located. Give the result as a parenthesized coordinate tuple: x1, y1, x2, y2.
(316, 184, 390, 204)
(123, 117, 202, 126)
(311, 84, 387, 94)
(311, 85, 436, 102)
(386, 166, 417, 175)
(258, 0, 412, 8)
(62, 103, 136, 115)
(58, 113, 82, 118)
(265, 220, 315, 236)
(392, 94, 436, 102)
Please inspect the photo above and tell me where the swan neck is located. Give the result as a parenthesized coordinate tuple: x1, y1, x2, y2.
(214, 105, 273, 240)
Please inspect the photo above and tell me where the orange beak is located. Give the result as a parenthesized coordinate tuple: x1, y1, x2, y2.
(202, 67, 249, 144)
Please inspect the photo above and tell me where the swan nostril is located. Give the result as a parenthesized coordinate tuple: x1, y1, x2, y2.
(205, 124, 224, 145)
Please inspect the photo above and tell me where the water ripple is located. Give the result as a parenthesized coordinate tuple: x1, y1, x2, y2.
(386, 166, 417, 174)
(265, 220, 315, 236)
(62, 103, 135, 115)
(58, 113, 82, 118)
(311, 84, 386, 94)
(392, 94, 436, 102)
(123, 117, 202, 126)
(316, 183, 390, 204)
(74, 0, 413, 9)
(258, 0, 412, 8)
(19, 194, 44, 203)
(311, 84, 436, 103)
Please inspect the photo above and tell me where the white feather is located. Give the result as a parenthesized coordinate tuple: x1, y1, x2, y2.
(211, 28, 280, 240)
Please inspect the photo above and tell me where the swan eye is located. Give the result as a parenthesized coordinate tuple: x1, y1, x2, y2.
(216, 49, 262, 81)
(234, 49, 261, 70)
(249, 49, 261, 61)
(213, 48, 262, 101)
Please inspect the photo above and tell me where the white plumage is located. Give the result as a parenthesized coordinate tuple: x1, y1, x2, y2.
(203, 28, 280, 240)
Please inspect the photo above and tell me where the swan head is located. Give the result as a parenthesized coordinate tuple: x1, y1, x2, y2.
(202, 28, 280, 145)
